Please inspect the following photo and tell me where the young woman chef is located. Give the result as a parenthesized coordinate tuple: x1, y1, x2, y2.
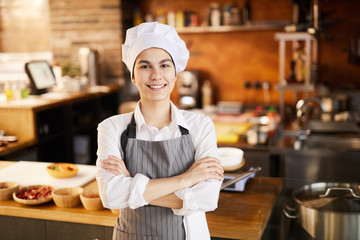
(96, 21, 224, 240)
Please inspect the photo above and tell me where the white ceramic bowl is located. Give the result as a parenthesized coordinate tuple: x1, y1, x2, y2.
(218, 147, 244, 171)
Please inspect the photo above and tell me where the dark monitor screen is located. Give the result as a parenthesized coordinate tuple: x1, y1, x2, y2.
(25, 61, 56, 94)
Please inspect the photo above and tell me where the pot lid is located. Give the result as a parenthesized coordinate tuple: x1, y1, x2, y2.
(293, 182, 360, 213)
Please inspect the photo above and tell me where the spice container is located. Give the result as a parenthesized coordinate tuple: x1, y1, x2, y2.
(209, 3, 221, 26)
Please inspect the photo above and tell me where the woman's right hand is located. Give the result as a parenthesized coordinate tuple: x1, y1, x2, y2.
(101, 155, 130, 177)
(180, 157, 224, 188)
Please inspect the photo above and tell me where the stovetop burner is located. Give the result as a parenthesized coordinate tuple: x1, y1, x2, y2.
(261, 187, 315, 240)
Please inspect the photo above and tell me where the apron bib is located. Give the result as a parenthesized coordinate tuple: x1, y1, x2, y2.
(113, 114, 195, 240)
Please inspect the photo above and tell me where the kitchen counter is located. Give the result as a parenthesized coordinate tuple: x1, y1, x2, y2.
(0, 85, 120, 163)
(0, 161, 283, 240)
(268, 125, 360, 182)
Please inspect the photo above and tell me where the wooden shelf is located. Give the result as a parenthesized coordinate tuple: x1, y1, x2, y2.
(275, 32, 316, 41)
(177, 21, 290, 34)
(275, 83, 315, 92)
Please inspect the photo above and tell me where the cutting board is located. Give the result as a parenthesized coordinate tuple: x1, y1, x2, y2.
(0, 161, 97, 189)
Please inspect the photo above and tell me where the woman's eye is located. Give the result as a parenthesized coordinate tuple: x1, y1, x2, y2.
(140, 65, 150, 69)
(161, 64, 170, 68)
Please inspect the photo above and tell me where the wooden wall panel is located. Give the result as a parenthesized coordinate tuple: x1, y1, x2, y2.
(48, 0, 123, 84)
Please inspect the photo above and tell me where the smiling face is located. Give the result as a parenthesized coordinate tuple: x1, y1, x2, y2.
(132, 48, 177, 104)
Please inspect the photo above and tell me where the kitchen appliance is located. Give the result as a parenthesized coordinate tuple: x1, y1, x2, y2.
(283, 182, 360, 240)
(78, 47, 101, 86)
(177, 70, 201, 109)
(221, 167, 261, 192)
(25, 61, 56, 95)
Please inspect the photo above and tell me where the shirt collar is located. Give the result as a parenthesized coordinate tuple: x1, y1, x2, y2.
(133, 100, 189, 131)
(170, 101, 189, 130)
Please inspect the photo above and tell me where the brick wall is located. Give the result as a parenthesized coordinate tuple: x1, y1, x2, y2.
(48, 0, 124, 84)
(0, 0, 52, 52)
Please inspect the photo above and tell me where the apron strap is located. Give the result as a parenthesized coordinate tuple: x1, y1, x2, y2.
(179, 125, 189, 135)
(120, 114, 136, 161)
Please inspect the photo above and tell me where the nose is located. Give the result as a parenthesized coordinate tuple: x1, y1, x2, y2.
(150, 67, 161, 80)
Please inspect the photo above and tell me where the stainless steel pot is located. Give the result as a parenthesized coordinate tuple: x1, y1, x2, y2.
(283, 182, 360, 240)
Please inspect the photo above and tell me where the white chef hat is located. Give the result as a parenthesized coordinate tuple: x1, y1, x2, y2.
(122, 21, 189, 78)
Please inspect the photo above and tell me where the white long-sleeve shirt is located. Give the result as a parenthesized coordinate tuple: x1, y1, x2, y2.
(96, 101, 221, 239)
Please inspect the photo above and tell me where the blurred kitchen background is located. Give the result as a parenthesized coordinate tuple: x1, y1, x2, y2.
(0, 0, 359, 101)
(0, 0, 359, 180)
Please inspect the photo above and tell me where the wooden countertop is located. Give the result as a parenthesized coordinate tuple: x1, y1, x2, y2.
(0, 161, 283, 239)
(0, 85, 120, 110)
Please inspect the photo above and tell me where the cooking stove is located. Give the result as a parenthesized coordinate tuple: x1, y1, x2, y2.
(261, 183, 315, 240)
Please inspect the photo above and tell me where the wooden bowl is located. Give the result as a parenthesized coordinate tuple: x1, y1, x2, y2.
(52, 187, 83, 208)
(0, 182, 19, 201)
(13, 185, 53, 205)
(80, 189, 104, 210)
(46, 163, 79, 178)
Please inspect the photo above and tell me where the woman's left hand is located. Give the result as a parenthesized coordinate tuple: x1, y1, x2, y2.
(101, 155, 130, 177)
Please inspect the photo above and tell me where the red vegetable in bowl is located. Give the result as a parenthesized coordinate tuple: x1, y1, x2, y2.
(16, 186, 52, 200)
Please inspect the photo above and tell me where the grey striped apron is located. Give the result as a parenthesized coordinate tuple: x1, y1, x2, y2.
(113, 114, 195, 240)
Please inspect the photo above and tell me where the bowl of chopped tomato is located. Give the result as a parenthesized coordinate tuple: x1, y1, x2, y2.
(46, 163, 79, 178)
(13, 185, 53, 205)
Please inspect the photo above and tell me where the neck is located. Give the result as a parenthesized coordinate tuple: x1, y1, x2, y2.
(140, 100, 171, 129)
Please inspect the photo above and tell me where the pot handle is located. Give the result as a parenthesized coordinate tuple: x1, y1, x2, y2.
(319, 187, 360, 199)
(282, 205, 298, 219)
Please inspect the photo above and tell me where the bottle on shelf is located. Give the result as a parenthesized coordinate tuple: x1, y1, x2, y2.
(175, 11, 184, 28)
(223, 5, 231, 26)
(167, 11, 175, 27)
(156, 10, 166, 24)
(267, 106, 278, 136)
(209, 3, 221, 27)
(293, 41, 306, 82)
(4, 81, 13, 100)
(12, 80, 21, 100)
(202, 80, 213, 110)
(230, 4, 241, 25)
(20, 80, 29, 99)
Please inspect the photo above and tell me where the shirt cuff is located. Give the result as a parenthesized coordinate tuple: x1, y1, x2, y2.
(172, 188, 198, 216)
(128, 173, 150, 209)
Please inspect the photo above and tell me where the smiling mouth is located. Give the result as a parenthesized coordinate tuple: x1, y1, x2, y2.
(148, 84, 167, 89)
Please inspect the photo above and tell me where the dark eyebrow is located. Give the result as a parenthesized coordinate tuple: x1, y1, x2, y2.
(137, 60, 150, 64)
(159, 59, 173, 64)
(137, 59, 173, 64)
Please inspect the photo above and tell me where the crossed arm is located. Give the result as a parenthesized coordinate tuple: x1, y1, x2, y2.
(101, 155, 224, 209)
